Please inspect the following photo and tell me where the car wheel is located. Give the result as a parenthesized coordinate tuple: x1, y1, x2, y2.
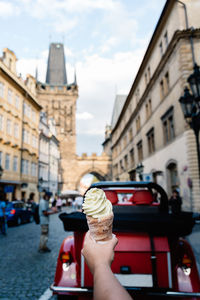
(16, 217, 22, 226)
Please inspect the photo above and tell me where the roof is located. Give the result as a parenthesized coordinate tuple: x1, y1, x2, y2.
(111, 95, 127, 129)
(46, 43, 67, 85)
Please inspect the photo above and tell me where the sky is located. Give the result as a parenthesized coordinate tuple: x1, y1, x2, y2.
(0, 0, 166, 156)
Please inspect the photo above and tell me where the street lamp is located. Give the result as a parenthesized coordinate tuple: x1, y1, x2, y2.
(0, 165, 3, 178)
(179, 63, 200, 184)
(136, 163, 144, 181)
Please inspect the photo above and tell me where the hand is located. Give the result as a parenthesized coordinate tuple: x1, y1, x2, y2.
(51, 207, 58, 213)
(81, 231, 118, 275)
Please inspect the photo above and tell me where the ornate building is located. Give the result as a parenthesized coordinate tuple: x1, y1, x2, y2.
(37, 43, 111, 191)
(103, 0, 200, 212)
(0, 48, 41, 201)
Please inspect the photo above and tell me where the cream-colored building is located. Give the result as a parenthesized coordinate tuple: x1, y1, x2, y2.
(104, 0, 200, 212)
(0, 48, 41, 202)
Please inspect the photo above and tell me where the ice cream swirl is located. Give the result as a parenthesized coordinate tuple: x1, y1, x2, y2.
(82, 188, 112, 218)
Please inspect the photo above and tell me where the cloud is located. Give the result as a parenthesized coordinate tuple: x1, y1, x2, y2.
(16, 38, 145, 155)
(0, 1, 20, 17)
(76, 112, 94, 120)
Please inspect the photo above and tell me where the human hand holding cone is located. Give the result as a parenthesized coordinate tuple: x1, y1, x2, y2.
(82, 188, 113, 242)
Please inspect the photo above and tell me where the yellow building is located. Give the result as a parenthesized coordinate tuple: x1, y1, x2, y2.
(0, 48, 41, 202)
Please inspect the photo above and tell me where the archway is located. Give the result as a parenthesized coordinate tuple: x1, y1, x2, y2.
(166, 160, 179, 196)
(76, 169, 106, 195)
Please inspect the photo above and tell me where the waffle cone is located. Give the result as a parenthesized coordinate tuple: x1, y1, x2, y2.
(86, 213, 114, 241)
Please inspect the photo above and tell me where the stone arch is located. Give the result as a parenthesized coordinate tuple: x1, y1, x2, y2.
(165, 159, 179, 196)
(75, 167, 107, 191)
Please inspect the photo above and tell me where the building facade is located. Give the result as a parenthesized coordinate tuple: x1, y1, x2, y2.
(104, 0, 200, 212)
(38, 112, 60, 196)
(0, 48, 41, 202)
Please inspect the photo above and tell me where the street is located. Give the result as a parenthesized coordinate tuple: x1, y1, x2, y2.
(0, 209, 200, 300)
(0, 208, 72, 300)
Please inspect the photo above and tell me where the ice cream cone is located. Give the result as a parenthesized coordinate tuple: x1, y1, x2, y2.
(86, 213, 114, 241)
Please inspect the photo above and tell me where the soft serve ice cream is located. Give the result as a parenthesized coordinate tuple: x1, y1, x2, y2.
(83, 188, 113, 241)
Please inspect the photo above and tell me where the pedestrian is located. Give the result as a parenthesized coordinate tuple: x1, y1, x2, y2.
(51, 194, 57, 208)
(168, 189, 182, 214)
(74, 195, 83, 211)
(38, 191, 57, 253)
(56, 196, 62, 212)
(0, 193, 7, 236)
(27, 193, 37, 214)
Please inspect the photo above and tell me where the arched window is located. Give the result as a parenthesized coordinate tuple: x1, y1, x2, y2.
(166, 161, 179, 195)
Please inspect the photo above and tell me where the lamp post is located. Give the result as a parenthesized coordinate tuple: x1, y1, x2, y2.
(136, 163, 144, 181)
(179, 63, 200, 185)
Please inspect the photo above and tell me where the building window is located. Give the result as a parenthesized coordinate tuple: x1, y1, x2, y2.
(136, 88, 140, 103)
(137, 140, 143, 161)
(31, 162, 37, 177)
(120, 160, 124, 172)
(8, 89, 12, 104)
(114, 163, 118, 177)
(146, 99, 152, 120)
(159, 41, 163, 55)
(15, 95, 20, 109)
(160, 80, 164, 99)
(14, 123, 19, 138)
(146, 127, 155, 154)
(147, 66, 151, 81)
(0, 114, 3, 131)
(0, 151, 2, 166)
(145, 73, 148, 86)
(129, 128, 133, 142)
(164, 31, 168, 46)
(6, 119, 12, 135)
(129, 148, 134, 166)
(123, 135, 127, 148)
(161, 107, 175, 144)
(0, 82, 4, 98)
(165, 72, 170, 93)
(124, 155, 128, 169)
(32, 110, 36, 122)
(5, 154, 10, 170)
(26, 160, 29, 175)
(13, 156, 18, 172)
(136, 115, 141, 132)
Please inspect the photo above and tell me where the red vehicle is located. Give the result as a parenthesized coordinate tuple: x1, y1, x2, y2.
(51, 181, 200, 299)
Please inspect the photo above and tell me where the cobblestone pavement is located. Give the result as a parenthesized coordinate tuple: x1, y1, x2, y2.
(0, 209, 199, 300)
(0, 207, 73, 300)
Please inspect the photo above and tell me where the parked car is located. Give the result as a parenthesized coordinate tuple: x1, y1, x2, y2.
(6, 201, 33, 226)
(51, 181, 200, 299)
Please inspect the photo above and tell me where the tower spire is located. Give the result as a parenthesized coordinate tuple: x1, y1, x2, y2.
(46, 43, 67, 85)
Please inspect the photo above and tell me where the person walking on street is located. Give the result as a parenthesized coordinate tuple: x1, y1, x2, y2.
(56, 196, 62, 212)
(168, 189, 182, 214)
(0, 194, 7, 236)
(38, 191, 57, 253)
(27, 193, 37, 215)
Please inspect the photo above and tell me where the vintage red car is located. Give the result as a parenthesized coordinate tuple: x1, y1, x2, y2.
(51, 181, 200, 299)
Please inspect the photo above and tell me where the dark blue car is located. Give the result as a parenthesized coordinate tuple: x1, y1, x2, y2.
(6, 201, 33, 226)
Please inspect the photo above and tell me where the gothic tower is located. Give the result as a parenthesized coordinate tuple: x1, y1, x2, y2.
(37, 43, 78, 190)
